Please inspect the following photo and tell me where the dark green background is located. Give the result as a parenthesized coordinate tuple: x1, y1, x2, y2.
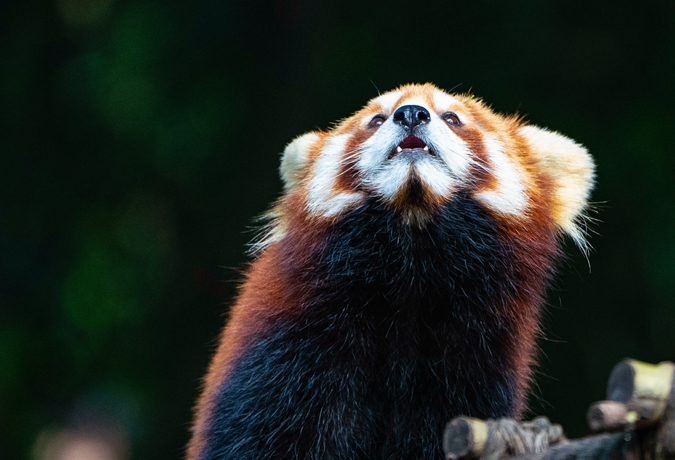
(2, 0, 674, 458)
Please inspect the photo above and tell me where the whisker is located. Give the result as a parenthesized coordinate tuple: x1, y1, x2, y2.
(334, 147, 366, 178)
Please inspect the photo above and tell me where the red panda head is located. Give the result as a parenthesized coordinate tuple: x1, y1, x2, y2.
(276, 83, 594, 248)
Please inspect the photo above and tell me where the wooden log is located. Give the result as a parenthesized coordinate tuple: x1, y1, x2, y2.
(443, 359, 675, 460)
(587, 400, 635, 432)
(443, 418, 635, 460)
(443, 417, 563, 460)
(587, 360, 675, 432)
(443, 417, 488, 460)
(606, 360, 674, 423)
(509, 432, 636, 460)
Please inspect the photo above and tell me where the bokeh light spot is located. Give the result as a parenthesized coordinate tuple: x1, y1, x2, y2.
(109, 5, 168, 67)
(101, 70, 160, 134)
(62, 235, 143, 337)
(61, 195, 176, 339)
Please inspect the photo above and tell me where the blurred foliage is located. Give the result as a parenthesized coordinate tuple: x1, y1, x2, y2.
(0, 0, 674, 458)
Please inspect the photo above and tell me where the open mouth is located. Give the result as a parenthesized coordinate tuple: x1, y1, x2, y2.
(391, 135, 434, 158)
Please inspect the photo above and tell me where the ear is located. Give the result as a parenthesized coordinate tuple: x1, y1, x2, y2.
(279, 132, 321, 191)
(519, 125, 595, 247)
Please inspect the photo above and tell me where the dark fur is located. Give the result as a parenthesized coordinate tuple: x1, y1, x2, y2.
(197, 193, 559, 460)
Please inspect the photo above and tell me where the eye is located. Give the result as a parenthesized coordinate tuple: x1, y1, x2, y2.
(442, 112, 462, 126)
(368, 114, 386, 129)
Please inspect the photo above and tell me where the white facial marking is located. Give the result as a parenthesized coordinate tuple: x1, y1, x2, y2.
(424, 119, 474, 176)
(303, 88, 533, 223)
(475, 136, 528, 216)
(358, 121, 402, 174)
(396, 96, 429, 109)
(373, 161, 411, 199)
(433, 91, 463, 112)
(415, 159, 454, 196)
(371, 91, 403, 112)
(307, 134, 363, 217)
(356, 92, 481, 205)
(318, 192, 364, 217)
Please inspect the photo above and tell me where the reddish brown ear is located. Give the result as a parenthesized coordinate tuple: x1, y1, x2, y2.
(519, 125, 595, 248)
(280, 132, 321, 191)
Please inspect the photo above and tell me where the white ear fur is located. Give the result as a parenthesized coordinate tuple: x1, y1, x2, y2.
(519, 125, 595, 248)
(279, 132, 320, 190)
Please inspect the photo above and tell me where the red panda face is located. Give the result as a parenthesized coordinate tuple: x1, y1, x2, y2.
(278, 83, 594, 246)
(355, 90, 497, 221)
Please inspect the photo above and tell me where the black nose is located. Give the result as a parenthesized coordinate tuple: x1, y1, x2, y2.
(392, 105, 431, 131)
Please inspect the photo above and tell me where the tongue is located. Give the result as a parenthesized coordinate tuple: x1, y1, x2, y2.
(398, 135, 427, 149)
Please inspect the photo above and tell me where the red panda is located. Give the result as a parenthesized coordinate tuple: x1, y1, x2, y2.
(187, 83, 595, 460)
